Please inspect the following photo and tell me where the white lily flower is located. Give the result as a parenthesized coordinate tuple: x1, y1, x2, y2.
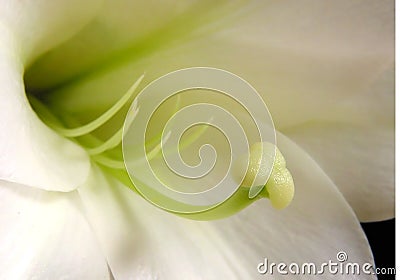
(0, 0, 393, 279)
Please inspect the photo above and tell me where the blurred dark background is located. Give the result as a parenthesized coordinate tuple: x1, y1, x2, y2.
(361, 218, 395, 280)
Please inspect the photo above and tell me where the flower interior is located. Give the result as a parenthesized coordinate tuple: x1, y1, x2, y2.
(23, 1, 295, 219)
(27, 73, 294, 220)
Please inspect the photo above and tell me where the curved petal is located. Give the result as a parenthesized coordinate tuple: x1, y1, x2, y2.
(282, 67, 395, 222)
(24, 0, 239, 91)
(211, 0, 394, 129)
(78, 133, 375, 280)
(0, 180, 109, 279)
(26, 0, 393, 129)
(283, 123, 394, 222)
(0, 0, 102, 64)
(224, 0, 393, 56)
(0, 42, 90, 191)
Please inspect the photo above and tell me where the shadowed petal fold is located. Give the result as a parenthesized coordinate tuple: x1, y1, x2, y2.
(0, 35, 90, 191)
(0, 180, 109, 279)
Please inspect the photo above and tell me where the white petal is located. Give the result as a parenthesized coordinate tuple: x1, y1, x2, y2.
(0, 179, 109, 279)
(0, 0, 102, 64)
(0, 0, 101, 191)
(0, 41, 90, 191)
(78, 133, 375, 279)
(282, 67, 394, 222)
(226, 0, 393, 57)
(208, 0, 394, 128)
(283, 123, 394, 222)
(30, 0, 393, 132)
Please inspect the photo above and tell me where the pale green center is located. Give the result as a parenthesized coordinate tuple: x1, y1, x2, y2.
(29, 75, 295, 220)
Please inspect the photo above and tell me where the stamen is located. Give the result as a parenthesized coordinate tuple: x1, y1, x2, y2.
(148, 121, 210, 161)
(147, 131, 171, 160)
(139, 96, 180, 149)
(262, 166, 294, 209)
(93, 133, 171, 170)
(51, 74, 144, 137)
(238, 142, 295, 209)
(87, 107, 139, 155)
(87, 128, 123, 155)
(29, 95, 65, 128)
(179, 120, 212, 150)
(92, 155, 126, 169)
(123, 99, 139, 137)
(121, 131, 172, 169)
(173, 95, 182, 115)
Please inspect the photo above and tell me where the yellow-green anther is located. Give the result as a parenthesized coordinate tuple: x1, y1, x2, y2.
(264, 166, 294, 209)
(241, 142, 276, 188)
(241, 142, 294, 209)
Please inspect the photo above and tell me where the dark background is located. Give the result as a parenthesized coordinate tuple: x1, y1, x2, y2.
(361, 218, 395, 280)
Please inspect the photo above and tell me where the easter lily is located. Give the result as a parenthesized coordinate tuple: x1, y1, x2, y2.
(0, 0, 393, 279)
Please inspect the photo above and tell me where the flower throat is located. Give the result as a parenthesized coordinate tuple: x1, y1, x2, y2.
(28, 75, 294, 220)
